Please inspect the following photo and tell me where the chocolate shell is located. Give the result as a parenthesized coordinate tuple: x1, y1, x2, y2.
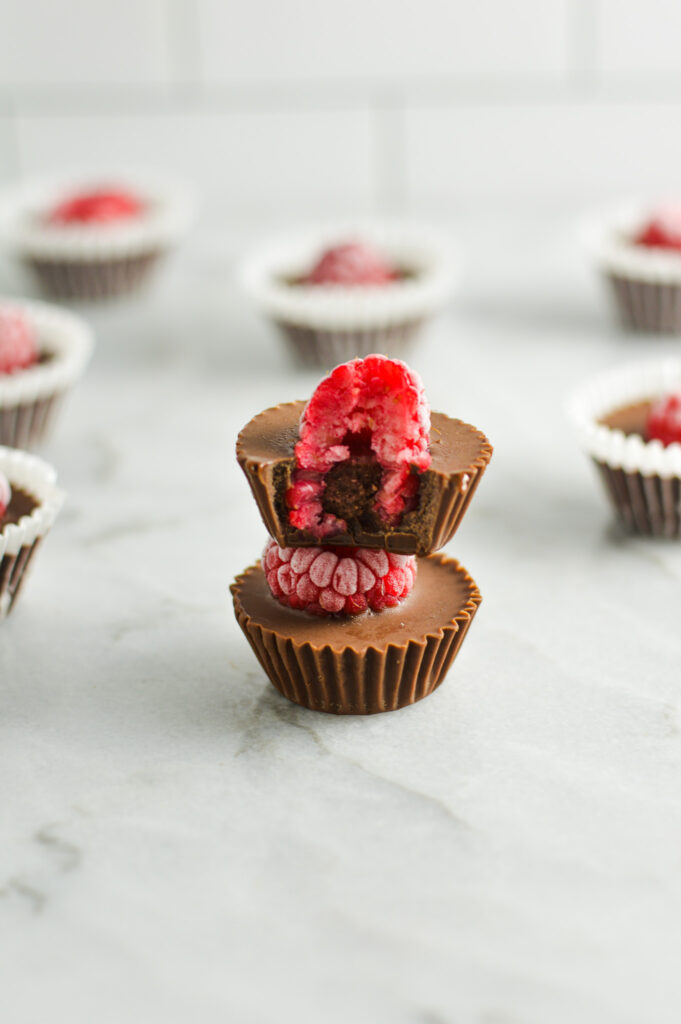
(236, 401, 492, 556)
(231, 552, 481, 715)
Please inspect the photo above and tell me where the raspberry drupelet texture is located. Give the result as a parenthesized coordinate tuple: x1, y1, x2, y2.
(0, 306, 38, 375)
(305, 242, 396, 286)
(0, 471, 10, 519)
(286, 354, 431, 539)
(48, 189, 144, 225)
(647, 392, 681, 447)
(263, 539, 417, 617)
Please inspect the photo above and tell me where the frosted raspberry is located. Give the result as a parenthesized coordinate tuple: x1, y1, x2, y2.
(263, 539, 416, 617)
(286, 355, 431, 539)
(647, 392, 681, 447)
(0, 306, 38, 375)
(48, 188, 144, 225)
(305, 242, 396, 285)
(0, 470, 10, 519)
(635, 208, 681, 251)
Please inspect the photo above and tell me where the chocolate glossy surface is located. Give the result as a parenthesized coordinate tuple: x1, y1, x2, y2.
(233, 552, 477, 653)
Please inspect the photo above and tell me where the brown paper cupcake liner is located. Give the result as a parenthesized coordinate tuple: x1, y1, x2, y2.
(0, 394, 61, 450)
(276, 319, 423, 368)
(594, 459, 681, 537)
(607, 273, 681, 334)
(231, 553, 481, 715)
(237, 401, 492, 556)
(25, 251, 162, 302)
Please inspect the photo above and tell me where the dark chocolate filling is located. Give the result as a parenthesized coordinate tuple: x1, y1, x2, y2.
(1, 486, 38, 529)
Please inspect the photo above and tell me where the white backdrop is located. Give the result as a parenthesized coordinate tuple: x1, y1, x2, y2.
(1, 0, 681, 222)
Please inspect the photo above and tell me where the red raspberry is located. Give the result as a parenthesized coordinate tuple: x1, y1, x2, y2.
(305, 242, 396, 285)
(48, 188, 144, 225)
(634, 209, 681, 251)
(263, 539, 416, 617)
(646, 392, 681, 447)
(0, 306, 38, 375)
(286, 355, 431, 538)
(0, 470, 10, 518)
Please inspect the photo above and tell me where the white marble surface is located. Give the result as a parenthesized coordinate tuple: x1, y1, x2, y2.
(2, 212, 681, 1024)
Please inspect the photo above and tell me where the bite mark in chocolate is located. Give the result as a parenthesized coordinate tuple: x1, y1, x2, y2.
(237, 401, 492, 555)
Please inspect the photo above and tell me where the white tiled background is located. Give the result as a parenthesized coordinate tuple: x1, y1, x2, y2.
(1, 0, 681, 221)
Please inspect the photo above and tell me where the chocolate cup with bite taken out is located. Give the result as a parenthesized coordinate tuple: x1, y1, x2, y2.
(236, 401, 492, 556)
(231, 552, 481, 715)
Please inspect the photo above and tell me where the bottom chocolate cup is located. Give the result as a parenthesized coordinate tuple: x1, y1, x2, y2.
(231, 553, 481, 715)
(606, 273, 681, 334)
(275, 319, 423, 368)
(24, 251, 162, 302)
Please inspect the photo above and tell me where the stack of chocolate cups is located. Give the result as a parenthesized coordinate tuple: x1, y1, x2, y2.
(231, 386, 493, 716)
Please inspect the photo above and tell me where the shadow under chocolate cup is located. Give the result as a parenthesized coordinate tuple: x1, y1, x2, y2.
(0, 446, 64, 619)
(236, 401, 493, 556)
(231, 553, 481, 715)
(0, 298, 93, 450)
(568, 358, 681, 538)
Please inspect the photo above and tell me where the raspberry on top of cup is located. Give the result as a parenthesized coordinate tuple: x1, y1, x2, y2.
(46, 188, 145, 226)
(0, 305, 38, 375)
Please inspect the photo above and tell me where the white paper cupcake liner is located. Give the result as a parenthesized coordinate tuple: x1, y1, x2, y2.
(567, 358, 681, 536)
(0, 170, 195, 300)
(0, 446, 64, 617)
(240, 222, 457, 360)
(584, 204, 681, 333)
(0, 298, 93, 448)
